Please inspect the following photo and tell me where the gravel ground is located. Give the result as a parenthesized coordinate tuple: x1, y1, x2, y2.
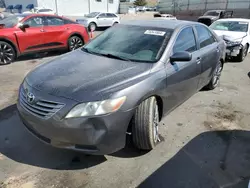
(1, 14, 250, 187)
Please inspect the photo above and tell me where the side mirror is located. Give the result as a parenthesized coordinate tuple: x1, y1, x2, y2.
(170, 51, 192, 63)
(18, 23, 30, 30)
(96, 16, 99, 19)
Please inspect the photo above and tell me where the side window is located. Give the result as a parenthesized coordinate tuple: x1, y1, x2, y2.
(23, 17, 44, 27)
(107, 13, 116, 18)
(98, 13, 106, 18)
(173, 27, 197, 53)
(195, 25, 216, 48)
(64, 19, 76, 25)
(46, 17, 64, 26)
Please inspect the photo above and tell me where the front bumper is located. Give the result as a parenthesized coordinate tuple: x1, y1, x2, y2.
(226, 44, 242, 57)
(17, 86, 134, 155)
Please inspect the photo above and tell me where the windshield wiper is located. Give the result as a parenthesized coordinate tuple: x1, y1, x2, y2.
(81, 47, 99, 55)
(99, 53, 131, 61)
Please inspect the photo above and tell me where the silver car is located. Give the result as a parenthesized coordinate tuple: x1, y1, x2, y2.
(77, 12, 120, 31)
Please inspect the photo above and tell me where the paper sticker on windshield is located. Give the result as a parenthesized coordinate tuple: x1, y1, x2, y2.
(144, 30, 166, 36)
(239, 22, 248, 25)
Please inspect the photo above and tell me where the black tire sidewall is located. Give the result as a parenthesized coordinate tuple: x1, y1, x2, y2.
(0, 41, 16, 65)
(132, 97, 159, 150)
(238, 44, 248, 62)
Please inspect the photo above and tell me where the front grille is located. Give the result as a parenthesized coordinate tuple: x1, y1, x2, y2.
(19, 89, 64, 119)
(198, 18, 212, 26)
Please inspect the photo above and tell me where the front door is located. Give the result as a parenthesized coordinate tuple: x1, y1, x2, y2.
(164, 26, 201, 113)
(15, 16, 45, 53)
(96, 13, 109, 27)
(194, 25, 219, 89)
(42, 16, 66, 49)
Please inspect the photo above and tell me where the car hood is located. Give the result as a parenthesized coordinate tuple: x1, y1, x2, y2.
(213, 30, 247, 41)
(25, 50, 153, 102)
(198, 15, 217, 20)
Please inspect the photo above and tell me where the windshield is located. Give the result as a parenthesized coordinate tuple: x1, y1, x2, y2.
(204, 11, 220, 16)
(210, 21, 249, 32)
(85, 12, 100, 18)
(0, 15, 25, 28)
(83, 24, 173, 62)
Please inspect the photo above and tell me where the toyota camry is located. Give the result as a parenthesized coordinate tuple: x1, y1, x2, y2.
(17, 20, 226, 155)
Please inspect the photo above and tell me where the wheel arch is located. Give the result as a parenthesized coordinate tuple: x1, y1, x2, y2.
(136, 94, 164, 120)
(68, 32, 85, 44)
(0, 37, 19, 57)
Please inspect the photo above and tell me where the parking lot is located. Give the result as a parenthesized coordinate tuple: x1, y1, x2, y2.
(1, 13, 250, 188)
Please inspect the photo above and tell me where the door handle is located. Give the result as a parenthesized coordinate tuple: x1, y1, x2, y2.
(196, 57, 201, 64)
(65, 27, 69, 30)
(216, 47, 220, 53)
(40, 29, 45, 32)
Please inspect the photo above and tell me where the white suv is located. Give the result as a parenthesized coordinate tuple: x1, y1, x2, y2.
(77, 12, 120, 31)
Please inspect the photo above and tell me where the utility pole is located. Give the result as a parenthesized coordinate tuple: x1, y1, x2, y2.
(107, 0, 109, 12)
(55, 0, 58, 14)
(88, 0, 90, 13)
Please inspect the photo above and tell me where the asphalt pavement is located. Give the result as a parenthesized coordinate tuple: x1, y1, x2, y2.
(0, 38, 250, 188)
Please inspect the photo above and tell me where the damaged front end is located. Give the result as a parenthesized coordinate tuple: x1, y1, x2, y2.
(223, 35, 243, 58)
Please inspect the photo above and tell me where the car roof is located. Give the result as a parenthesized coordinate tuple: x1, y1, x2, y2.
(121, 19, 199, 29)
(25, 13, 60, 17)
(215, 18, 250, 22)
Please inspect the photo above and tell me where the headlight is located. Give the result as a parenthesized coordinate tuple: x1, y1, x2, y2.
(65, 96, 126, 118)
(226, 41, 241, 47)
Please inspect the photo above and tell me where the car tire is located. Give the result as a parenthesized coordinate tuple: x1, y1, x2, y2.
(113, 22, 118, 26)
(88, 22, 97, 31)
(68, 36, 84, 51)
(204, 60, 223, 90)
(132, 96, 159, 150)
(236, 44, 248, 62)
(0, 41, 16, 65)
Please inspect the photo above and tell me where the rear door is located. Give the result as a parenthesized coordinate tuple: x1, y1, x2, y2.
(164, 26, 201, 112)
(15, 16, 45, 53)
(194, 25, 219, 89)
(42, 16, 66, 49)
(106, 13, 117, 26)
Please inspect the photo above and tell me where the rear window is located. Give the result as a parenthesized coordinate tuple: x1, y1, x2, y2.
(83, 24, 173, 62)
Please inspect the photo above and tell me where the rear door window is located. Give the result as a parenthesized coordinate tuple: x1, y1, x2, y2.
(195, 25, 216, 48)
(107, 13, 117, 18)
(46, 17, 64, 26)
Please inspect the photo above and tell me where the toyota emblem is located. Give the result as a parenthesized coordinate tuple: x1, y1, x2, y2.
(26, 92, 35, 104)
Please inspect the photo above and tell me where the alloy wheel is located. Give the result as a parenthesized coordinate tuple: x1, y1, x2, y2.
(0, 43, 14, 65)
(153, 104, 160, 143)
(212, 61, 222, 87)
(69, 37, 83, 51)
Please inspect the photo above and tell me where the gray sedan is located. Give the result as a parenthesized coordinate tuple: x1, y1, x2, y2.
(17, 20, 226, 155)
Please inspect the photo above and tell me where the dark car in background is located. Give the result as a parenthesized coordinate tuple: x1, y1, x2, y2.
(0, 14, 89, 65)
(17, 20, 226, 155)
(198, 10, 233, 26)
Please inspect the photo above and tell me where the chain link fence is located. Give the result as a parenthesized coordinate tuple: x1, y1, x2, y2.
(158, 0, 250, 20)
